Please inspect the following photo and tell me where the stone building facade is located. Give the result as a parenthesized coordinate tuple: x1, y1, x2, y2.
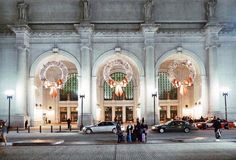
(0, 0, 236, 127)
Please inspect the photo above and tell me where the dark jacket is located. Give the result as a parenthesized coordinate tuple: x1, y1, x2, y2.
(213, 119, 221, 130)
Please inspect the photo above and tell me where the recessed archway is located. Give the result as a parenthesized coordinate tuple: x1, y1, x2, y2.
(29, 48, 81, 126)
(91, 49, 144, 123)
(156, 47, 207, 122)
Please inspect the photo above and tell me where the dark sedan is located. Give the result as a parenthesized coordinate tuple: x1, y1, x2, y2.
(151, 120, 195, 133)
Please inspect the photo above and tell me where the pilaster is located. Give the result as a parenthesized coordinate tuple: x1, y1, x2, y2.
(9, 25, 31, 118)
(204, 23, 223, 116)
(141, 24, 159, 125)
(74, 24, 94, 123)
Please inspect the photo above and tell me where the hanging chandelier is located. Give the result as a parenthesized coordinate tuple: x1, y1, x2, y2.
(39, 61, 68, 97)
(103, 59, 133, 97)
(167, 60, 195, 95)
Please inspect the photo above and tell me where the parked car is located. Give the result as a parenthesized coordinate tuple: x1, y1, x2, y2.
(194, 119, 207, 129)
(195, 119, 235, 129)
(82, 121, 124, 134)
(151, 120, 195, 133)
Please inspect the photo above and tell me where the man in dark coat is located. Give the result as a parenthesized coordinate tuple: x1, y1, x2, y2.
(212, 117, 221, 140)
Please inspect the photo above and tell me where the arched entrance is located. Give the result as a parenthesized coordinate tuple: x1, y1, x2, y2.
(92, 48, 144, 123)
(156, 47, 207, 122)
(29, 48, 81, 126)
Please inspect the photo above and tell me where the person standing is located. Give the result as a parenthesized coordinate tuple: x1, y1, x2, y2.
(116, 121, 122, 143)
(1, 121, 8, 146)
(213, 117, 221, 141)
(67, 118, 71, 129)
(126, 123, 133, 143)
(25, 120, 28, 130)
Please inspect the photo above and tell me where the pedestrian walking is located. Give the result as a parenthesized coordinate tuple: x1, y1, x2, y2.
(213, 117, 221, 141)
(1, 121, 8, 146)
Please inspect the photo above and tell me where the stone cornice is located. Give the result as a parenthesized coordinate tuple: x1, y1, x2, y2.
(8, 25, 31, 36)
(204, 23, 223, 34)
(141, 24, 160, 33)
(94, 31, 142, 37)
(31, 31, 79, 38)
(74, 23, 94, 34)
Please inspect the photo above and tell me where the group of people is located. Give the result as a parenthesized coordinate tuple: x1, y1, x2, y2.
(116, 118, 148, 143)
(1, 121, 8, 146)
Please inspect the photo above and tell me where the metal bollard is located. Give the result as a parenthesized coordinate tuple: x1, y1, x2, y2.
(39, 125, 42, 133)
(59, 125, 61, 132)
(17, 126, 19, 133)
(28, 126, 30, 133)
(51, 125, 53, 133)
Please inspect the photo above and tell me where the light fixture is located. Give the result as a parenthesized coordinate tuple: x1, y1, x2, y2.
(221, 87, 229, 121)
(152, 90, 157, 125)
(5, 89, 15, 129)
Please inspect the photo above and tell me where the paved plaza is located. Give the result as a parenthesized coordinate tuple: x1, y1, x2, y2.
(1, 142, 236, 160)
(1, 128, 236, 160)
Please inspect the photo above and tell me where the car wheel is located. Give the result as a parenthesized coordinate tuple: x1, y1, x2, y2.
(112, 128, 117, 134)
(184, 128, 190, 133)
(159, 128, 165, 133)
(86, 129, 92, 134)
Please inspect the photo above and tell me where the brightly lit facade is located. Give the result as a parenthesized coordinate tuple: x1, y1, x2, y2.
(0, 0, 236, 127)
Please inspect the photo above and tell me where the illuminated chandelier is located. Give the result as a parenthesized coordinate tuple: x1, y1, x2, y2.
(40, 61, 68, 97)
(167, 60, 195, 95)
(103, 59, 133, 97)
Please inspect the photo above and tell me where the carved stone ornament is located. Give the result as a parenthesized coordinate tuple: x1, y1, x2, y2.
(40, 61, 68, 97)
(103, 59, 133, 96)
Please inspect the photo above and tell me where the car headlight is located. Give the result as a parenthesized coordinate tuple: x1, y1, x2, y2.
(151, 126, 156, 130)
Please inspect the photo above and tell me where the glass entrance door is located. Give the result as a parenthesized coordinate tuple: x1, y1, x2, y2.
(60, 107, 67, 122)
(115, 107, 123, 122)
(71, 107, 78, 122)
(126, 106, 133, 122)
(105, 107, 112, 121)
(160, 106, 167, 122)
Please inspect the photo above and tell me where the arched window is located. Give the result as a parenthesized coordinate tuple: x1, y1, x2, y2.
(158, 72, 177, 100)
(104, 72, 133, 100)
(60, 73, 78, 101)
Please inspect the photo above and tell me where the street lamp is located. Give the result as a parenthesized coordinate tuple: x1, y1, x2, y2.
(152, 91, 157, 125)
(222, 91, 228, 121)
(79, 94, 85, 131)
(221, 87, 229, 122)
(4, 90, 15, 130)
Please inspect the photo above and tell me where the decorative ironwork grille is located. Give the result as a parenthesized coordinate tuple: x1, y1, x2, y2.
(104, 72, 133, 100)
(60, 73, 78, 101)
(158, 72, 177, 100)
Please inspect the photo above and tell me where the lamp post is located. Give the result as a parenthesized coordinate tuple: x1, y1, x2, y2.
(79, 94, 85, 131)
(152, 92, 157, 125)
(222, 92, 228, 121)
(5, 90, 14, 130)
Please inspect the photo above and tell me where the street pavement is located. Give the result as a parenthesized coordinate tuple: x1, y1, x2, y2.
(1, 127, 236, 160)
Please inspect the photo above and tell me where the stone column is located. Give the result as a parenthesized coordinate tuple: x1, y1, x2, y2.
(74, 23, 94, 125)
(9, 25, 31, 127)
(201, 75, 208, 117)
(141, 24, 159, 125)
(91, 76, 97, 123)
(204, 23, 222, 117)
(28, 77, 35, 126)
